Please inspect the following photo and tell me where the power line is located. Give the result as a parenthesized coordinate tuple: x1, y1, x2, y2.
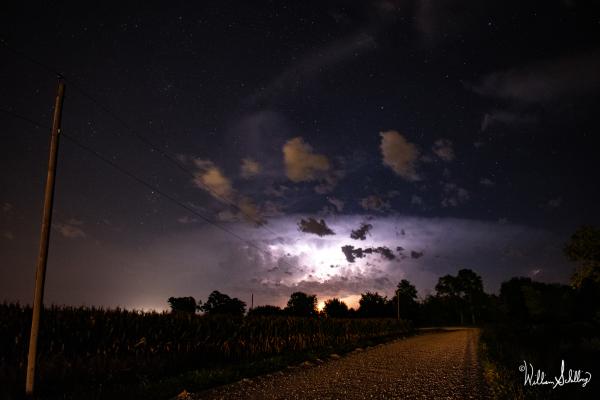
(0, 107, 295, 269)
(0, 108, 46, 129)
(0, 38, 280, 234)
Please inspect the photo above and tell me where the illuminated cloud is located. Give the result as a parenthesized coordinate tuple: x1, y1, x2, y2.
(240, 158, 261, 178)
(193, 159, 264, 225)
(283, 137, 330, 182)
(432, 139, 455, 161)
(380, 131, 420, 181)
(193, 159, 234, 200)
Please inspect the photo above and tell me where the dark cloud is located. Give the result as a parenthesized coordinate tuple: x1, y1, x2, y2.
(441, 183, 470, 208)
(432, 139, 455, 162)
(341, 244, 395, 263)
(327, 197, 344, 213)
(350, 223, 373, 240)
(249, 32, 375, 104)
(54, 219, 86, 239)
(480, 110, 537, 132)
(479, 178, 495, 187)
(298, 218, 335, 236)
(472, 50, 600, 104)
(360, 195, 391, 212)
(375, 246, 396, 261)
(411, 250, 424, 259)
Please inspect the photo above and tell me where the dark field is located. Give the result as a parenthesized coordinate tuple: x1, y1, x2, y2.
(0, 303, 412, 399)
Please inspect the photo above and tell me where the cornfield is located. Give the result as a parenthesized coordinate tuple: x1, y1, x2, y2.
(0, 302, 411, 398)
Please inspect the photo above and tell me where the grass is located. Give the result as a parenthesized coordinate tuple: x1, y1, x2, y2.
(479, 322, 599, 400)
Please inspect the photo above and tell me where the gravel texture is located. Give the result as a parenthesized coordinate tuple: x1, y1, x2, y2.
(191, 328, 489, 400)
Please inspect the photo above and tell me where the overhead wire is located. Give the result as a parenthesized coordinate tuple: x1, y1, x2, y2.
(0, 107, 295, 268)
(0, 38, 283, 235)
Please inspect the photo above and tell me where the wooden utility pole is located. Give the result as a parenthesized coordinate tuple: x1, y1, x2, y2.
(25, 79, 65, 397)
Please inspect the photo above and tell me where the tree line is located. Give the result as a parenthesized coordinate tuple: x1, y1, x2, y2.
(168, 225, 600, 326)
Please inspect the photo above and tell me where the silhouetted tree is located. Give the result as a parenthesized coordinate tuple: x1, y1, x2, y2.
(199, 291, 246, 317)
(564, 225, 600, 287)
(500, 277, 574, 323)
(285, 292, 318, 317)
(358, 292, 389, 318)
(435, 274, 464, 324)
(434, 269, 485, 325)
(167, 296, 198, 313)
(390, 279, 419, 321)
(323, 298, 349, 318)
(247, 305, 283, 317)
(456, 269, 485, 324)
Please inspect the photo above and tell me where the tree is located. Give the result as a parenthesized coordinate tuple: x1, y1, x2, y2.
(435, 269, 485, 325)
(323, 298, 349, 318)
(199, 291, 246, 317)
(435, 274, 463, 323)
(391, 279, 419, 321)
(456, 269, 485, 325)
(285, 292, 318, 317)
(564, 225, 600, 288)
(500, 277, 574, 323)
(167, 296, 197, 313)
(358, 292, 389, 318)
(247, 305, 283, 317)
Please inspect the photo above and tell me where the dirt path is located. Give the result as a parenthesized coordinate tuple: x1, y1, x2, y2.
(192, 328, 489, 399)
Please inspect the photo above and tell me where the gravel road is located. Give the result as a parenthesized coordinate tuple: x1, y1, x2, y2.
(192, 328, 489, 400)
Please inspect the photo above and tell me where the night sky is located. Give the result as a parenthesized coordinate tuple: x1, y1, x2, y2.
(1, 1, 599, 311)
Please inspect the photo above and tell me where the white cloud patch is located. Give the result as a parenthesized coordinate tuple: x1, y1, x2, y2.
(480, 178, 495, 187)
(327, 197, 345, 213)
(360, 195, 391, 212)
(472, 50, 600, 104)
(55, 219, 86, 239)
(481, 110, 537, 131)
(283, 137, 331, 182)
(545, 197, 563, 209)
(411, 195, 424, 206)
(441, 183, 470, 207)
(240, 158, 261, 178)
(432, 139, 455, 162)
(380, 131, 420, 181)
